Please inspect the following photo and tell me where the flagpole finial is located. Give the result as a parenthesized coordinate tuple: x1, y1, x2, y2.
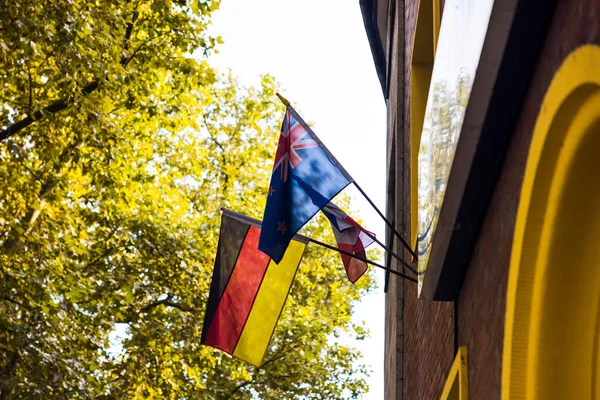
(276, 92, 290, 107)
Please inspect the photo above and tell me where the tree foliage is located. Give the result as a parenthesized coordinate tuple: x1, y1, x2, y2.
(0, 0, 374, 398)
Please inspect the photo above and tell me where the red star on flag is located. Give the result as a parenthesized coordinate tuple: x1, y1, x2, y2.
(277, 221, 287, 234)
(268, 187, 275, 196)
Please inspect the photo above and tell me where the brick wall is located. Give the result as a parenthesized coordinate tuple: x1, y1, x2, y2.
(457, 1, 600, 399)
(387, 0, 600, 399)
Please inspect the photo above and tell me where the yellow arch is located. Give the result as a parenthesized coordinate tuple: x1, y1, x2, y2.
(503, 44, 600, 399)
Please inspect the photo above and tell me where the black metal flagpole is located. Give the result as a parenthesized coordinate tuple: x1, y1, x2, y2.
(362, 227, 418, 276)
(353, 181, 418, 261)
(221, 208, 416, 284)
(307, 238, 417, 283)
(274, 93, 418, 275)
(276, 93, 419, 260)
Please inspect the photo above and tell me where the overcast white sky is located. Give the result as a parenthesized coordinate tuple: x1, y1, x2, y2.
(207, 0, 388, 398)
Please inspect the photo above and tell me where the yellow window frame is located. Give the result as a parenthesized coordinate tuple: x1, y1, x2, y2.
(440, 346, 468, 400)
(410, 0, 441, 247)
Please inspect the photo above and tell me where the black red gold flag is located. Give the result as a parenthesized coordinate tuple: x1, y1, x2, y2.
(201, 209, 307, 366)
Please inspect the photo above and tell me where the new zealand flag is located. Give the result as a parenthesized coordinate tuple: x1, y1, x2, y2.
(258, 106, 352, 263)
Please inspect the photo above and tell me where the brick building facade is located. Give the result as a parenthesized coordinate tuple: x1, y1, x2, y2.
(360, 0, 600, 398)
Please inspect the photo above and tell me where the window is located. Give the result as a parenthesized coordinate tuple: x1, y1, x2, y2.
(410, 0, 441, 247)
(440, 346, 468, 400)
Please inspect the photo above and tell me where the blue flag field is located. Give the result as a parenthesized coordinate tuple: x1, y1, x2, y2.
(258, 106, 353, 263)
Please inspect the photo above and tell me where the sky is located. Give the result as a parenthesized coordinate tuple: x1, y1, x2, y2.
(207, 1, 388, 398)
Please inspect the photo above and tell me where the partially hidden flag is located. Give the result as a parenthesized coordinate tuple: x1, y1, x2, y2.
(259, 105, 353, 263)
(322, 202, 375, 283)
(201, 209, 307, 366)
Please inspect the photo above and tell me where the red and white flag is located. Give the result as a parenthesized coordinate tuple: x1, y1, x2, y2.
(321, 202, 375, 283)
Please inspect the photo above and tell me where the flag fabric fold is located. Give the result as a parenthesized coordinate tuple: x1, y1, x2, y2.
(321, 202, 375, 283)
(258, 106, 353, 263)
(201, 209, 307, 366)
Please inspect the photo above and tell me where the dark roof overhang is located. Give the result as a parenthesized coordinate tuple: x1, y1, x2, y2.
(360, 0, 388, 98)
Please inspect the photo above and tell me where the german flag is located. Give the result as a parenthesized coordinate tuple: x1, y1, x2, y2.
(201, 209, 307, 366)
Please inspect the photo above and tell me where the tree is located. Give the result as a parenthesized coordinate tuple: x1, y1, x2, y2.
(0, 1, 375, 398)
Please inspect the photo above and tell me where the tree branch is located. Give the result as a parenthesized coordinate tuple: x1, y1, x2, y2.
(0, 350, 20, 398)
(0, 80, 99, 142)
(202, 114, 230, 189)
(230, 374, 294, 395)
(122, 30, 176, 68)
(258, 342, 299, 371)
(228, 343, 298, 395)
(162, 300, 193, 313)
(0, 8, 139, 142)
(82, 240, 130, 274)
(117, 295, 192, 323)
(15, 158, 44, 184)
(25, 60, 33, 115)
(0, 296, 33, 311)
(120, 10, 140, 65)
(2, 135, 84, 250)
(138, 294, 194, 315)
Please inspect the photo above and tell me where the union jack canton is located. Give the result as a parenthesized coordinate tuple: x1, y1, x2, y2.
(258, 106, 352, 263)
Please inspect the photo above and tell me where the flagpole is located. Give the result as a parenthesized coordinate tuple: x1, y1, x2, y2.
(276, 93, 290, 107)
(362, 229, 418, 276)
(307, 238, 417, 283)
(353, 181, 419, 261)
(220, 208, 417, 283)
(274, 93, 419, 263)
